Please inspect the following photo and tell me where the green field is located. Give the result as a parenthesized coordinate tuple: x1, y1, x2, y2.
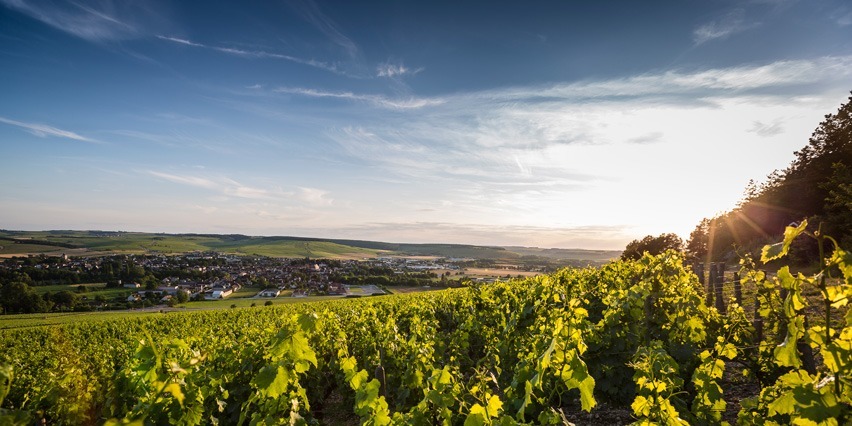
(0, 310, 167, 330)
(0, 292, 343, 330)
(0, 231, 386, 258)
(2, 246, 848, 425)
(30, 282, 130, 298)
(0, 243, 63, 255)
(206, 240, 382, 258)
(0, 230, 621, 262)
(0, 286, 395, 329)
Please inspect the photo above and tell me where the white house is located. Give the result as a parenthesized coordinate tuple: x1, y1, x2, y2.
(205, 289, 233, 300)
(257, 289, 280, 298)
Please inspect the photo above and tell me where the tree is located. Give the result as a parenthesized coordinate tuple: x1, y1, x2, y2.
(0, 282, 50, 314)
(621, 233, 683, 261)
(821, 162, 852, 247)
(686, 93, 852, 263)
(685, 219, 710, 261)
(52, 290, 79, 311)
(175, 289, 189, 304)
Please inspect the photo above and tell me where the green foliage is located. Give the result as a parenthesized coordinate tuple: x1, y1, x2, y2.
(629, 341, 689, 425)
(0, 236, 849, 424)
(621, 233, 683, 261)
(691, 338, 737, 425)
(0, 365, 31, 425)
(738, 219, 852, 424)
(0, 281, 52, 314)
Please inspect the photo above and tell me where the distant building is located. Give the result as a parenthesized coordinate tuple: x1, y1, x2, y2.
(257, 289, 280, 298)
(205, 289, 233, 300)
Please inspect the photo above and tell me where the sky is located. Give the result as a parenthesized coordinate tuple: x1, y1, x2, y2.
(1, 0, 851, 250)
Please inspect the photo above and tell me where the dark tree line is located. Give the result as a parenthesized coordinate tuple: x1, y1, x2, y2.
(684, 93, 852, 263)
(620, 233, 683, 260)
(0, 282, 84, 314)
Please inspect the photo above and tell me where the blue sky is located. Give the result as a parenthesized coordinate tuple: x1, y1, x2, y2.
(1, 0, 851, 249)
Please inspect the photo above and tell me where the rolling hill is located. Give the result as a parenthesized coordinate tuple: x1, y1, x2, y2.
(0, 230, 621, 263)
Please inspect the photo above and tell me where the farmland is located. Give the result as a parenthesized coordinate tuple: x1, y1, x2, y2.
(0, 225, 849, 425)
(0, 230, 619, 264)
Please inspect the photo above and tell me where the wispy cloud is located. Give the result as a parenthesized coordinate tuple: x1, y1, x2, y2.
(467, 56, 852, 101)
(321, 55, 852, 213)
(0, 116, 98, 143)
(148, 170, 275, 200)
(147, 171, 335, 206)
(288, 0, 359, 59)
(148, 171, 218, 190)
(627, 132, 664, 144)
(156, 35, 347, 75)
(156, 35, 202, 47)
(833, 8, 852, 26)
(693, 9, 755, 45)
(0, 0, 138, 42)
(748, 120, 785, 137)
(274, 87, 444, 109)
(377, 62, 422, 78)
(297, 187, 334, 207)
(311, 222, 629, 249)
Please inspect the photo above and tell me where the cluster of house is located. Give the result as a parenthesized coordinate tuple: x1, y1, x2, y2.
(118, 255, 360, 300)
(373, 257, 462, 271)
(123, 279, 242, 302)
(4, 252, 473, 302)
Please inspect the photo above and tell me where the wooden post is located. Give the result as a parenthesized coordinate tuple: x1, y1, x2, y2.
(375, 347, 387, 399)
(644, 291, 653, 343)
(696, 263, 711, 308)
(777, 288, 789, 344)
(799, 316, 817, 375)
(714, 263, 726, 315)
(733, 272, 742, 305)
(753, 296, 763, 343)
(707, 263, 716, 308)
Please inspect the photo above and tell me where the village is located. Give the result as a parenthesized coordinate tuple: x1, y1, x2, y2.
(0, 251, 541, 311)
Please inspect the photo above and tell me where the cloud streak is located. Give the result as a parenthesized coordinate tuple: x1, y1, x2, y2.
(288, 0, 360, 59)
(0, 0, 138, 42)
(693, 9, 755, 45)
(748, 120, 785, 137)
(147, 171, 334, 207)
(156, 35, 347, 75)
(318, 55, 852, 229)
(0, 116, 98, 143)
(377, 62, 422, 78)
(274, 87, 444, 109)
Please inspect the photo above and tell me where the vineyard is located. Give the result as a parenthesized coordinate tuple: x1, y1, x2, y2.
(1, 222, 850, 425)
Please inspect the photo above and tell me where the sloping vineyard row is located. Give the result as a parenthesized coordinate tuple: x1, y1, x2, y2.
(1, 222, 850, 425)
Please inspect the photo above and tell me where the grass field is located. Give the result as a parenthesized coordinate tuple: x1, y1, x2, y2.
(462, 267, 541, 278)
(0, 243, 63, 255)
(0, 285, 438, 330)
(207, 240, 383, 258)
(0, 293, 352, 330)
(0, 310, 169, 330)
(0, 230, 621, 263)
(0, 231, 387, 259)
(30, 283, 131, 299)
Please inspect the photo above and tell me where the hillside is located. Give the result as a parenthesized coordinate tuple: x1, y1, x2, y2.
(0, 230, 620, 263)
(686, 93, 852, 263)
(1, 241, 849, 424)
